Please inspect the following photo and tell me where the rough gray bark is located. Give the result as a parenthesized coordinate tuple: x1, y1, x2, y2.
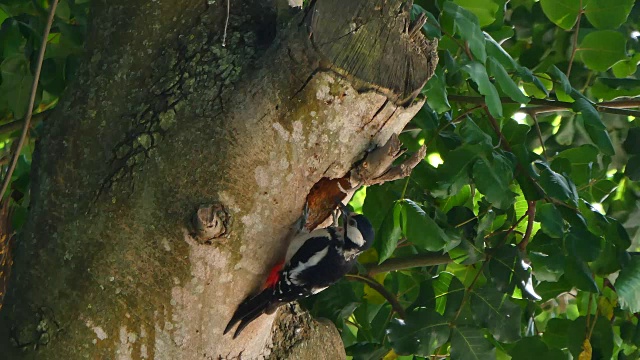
(0, 0, 436, 358)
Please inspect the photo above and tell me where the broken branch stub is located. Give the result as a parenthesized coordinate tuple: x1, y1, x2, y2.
(307, 0, 438, 106)
(191, 203, 231, 243)
(350, 133, 426, 187)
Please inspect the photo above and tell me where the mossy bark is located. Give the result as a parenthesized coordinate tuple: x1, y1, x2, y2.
(0, 0, 437, 358)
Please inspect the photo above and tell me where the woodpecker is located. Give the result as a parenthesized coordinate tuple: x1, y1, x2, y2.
(224, 205, 375, 338)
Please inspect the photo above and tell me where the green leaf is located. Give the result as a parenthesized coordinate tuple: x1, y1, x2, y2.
(363, 184, 399, 232)
(402, 200, 449, 252)
(623, 127, 640, 155)
(535, 277, 572, 301)
(625, 155, 640, 181)
(590, 241, 621, 275)
(501, 118, 530, 146)
(605, 219, 631, 250)
(459, 119, 494, 149)
(472, 153, 516, 210)
(510, 336, 566, 360)
(536, 162, 577, 204)
(563, 257, 598, 293)
(387, 308, 450, 356)
(529, 232, 565, 282)
(450, 326, 496, 360)
(471, 286, 522, 343)
(584, 0, 635, 29)
(488, 58, 529, 104)
(488, 245, 541, 300)
(547, 65, 572, 95)
(612, 53, 640, 78)
(554, 144, 601, 186)
(347, 343, 389, 359)
(450, 240, 485, 265)
(375, 203, 403, 264)
(433, 272, 465, 319)
(443, 2, 487, 63)
(554, 317, 614, 359)
(540, 0, 581, 30)
(485, 35, 518, 70)
(518, 69, 550, 97)
(441, 185, 472, 214)
(434, 144, 484, 196)
(573, 98, 615, 155)
(408, 279, 436, 312)
(0, 19, 26, 57)
(542, 318, 571, 349)
(0, 53, 34, 119)
(453, 0, 500, 27)
(616, 257, 640, 313)
(424, 69, 451, 114)
(461, 62, 502, 117)
(412, 104, 440, 131)
(564, 224, 602, 262)
(576, 30, 628, 72)
(535, 203, 564, 238)
(590, 179, 616, 203)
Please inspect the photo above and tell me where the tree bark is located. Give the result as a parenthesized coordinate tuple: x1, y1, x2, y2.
(0, 0, 436, 358)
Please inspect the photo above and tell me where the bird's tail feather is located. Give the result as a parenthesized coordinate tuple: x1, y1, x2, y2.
(224, 289, 275, 339)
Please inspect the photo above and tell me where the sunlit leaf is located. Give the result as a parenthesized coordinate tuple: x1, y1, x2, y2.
(540, 0, 581, 30)
(616, 257, 640, 313)
(576, 30, 628, 72)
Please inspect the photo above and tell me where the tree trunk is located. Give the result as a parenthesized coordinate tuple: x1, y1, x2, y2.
(0, 0, 436, 358)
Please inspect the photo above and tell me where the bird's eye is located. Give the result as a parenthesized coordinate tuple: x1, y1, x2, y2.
(349, 219, 356, 226)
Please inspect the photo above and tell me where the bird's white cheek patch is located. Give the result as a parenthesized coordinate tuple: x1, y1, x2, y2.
(347, 226, 365, 247)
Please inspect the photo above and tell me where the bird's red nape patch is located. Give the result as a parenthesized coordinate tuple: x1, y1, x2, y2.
(263, 260, 284, 289)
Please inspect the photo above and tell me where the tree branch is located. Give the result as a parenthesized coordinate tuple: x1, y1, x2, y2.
(448, 95, 640, 117)
(365, 253, 452, 276)
(345, 274, 407, 319)
(518, 201, 536, 251)
(0, 110, 51, 136)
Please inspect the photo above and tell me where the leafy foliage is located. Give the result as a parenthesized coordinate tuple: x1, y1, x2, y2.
(0, 0, 88, 228)
(304, 0, 640, 359)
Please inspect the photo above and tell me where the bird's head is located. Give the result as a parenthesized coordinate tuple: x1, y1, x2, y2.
(344, 212, 375, 252)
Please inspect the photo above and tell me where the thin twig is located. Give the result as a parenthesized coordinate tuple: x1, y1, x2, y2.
(366, 254, 452, 276)
(518, 201, 536, 251)
(0, 0, 58, 201)
(483, 108, 513, 152)
(222, 0, 230, 46)
(485, 212, 527, 241)
(531, 113, 547, 159)
(566, 1, 583, 78)
(345, 274, 407, 319)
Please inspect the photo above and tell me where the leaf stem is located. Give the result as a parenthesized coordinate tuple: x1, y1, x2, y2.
(566, 2, 583, 78)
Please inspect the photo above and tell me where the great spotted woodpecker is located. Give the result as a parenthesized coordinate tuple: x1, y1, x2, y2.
(224, 205, 375, 338)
